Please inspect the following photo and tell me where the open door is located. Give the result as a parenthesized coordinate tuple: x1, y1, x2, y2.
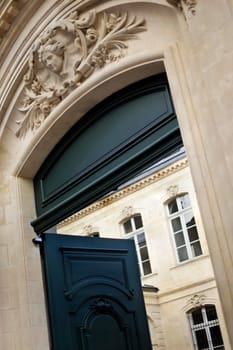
(35, 74, 181, 349)
(41, 233, 153, 350)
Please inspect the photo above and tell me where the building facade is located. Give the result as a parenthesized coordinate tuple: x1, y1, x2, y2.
(0, 1, 233, 350)
(57, 154, 231, 349)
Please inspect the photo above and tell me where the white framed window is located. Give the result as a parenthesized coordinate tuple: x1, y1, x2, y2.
(122, 214, 152, 276)
(167, 193, 202, 263)
(188, 305, 225, 350)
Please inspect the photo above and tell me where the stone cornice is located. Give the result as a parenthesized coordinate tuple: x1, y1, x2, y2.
(57, 157, 188, 228)
(158, 277, 216, 304)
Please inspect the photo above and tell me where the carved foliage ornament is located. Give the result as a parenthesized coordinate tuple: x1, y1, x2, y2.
(16, 10, 146, 137)
(167, 0, 197, 15)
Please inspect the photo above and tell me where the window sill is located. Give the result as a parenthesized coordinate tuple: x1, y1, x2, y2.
(141, 271, 158, 280)
(169, 254, 210, 270)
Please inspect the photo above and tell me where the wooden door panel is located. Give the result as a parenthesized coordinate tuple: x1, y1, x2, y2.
(41, 233, 152, 350)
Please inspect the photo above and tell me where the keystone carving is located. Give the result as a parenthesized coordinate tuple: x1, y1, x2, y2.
(187, 294, 206, 308)
(167, 185, 179, 197)
(16, 10, 146, 138)
(121, 206, 134, 218)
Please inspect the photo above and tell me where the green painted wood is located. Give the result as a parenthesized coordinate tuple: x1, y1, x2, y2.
(41, 233, 153, 350)
(32, 74, 182, 233)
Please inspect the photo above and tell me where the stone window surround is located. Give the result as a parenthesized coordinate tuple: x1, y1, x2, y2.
(121, 213, 152, 276)
(188, 304, 225, 349)
(166, 193, 203, 263)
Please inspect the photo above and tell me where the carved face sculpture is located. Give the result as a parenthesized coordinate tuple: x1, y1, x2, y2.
(41, 51, 63, 73)
(39, 41, 65, 74)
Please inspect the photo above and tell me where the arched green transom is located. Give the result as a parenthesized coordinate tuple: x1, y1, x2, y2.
(32, 73, 182, 233)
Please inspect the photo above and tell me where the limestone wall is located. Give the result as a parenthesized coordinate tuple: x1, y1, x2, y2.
(164, 1, 233, 342)
(58, 159, 231, 349)
(0, 0, 233, 349)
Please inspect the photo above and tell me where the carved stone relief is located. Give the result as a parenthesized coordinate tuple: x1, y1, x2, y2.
(82, 224, 99, 235)
(121, 206, 134, 218)
(167, 0, 197, 15)
(187, 294, 206, 308)
(167, 185, 179, 198)
(16, 10, 146, 138)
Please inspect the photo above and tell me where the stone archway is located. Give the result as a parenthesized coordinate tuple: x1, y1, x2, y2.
(1, 1, 233, 349)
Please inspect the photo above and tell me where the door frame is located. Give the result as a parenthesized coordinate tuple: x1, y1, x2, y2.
(32, 72, 182, 233)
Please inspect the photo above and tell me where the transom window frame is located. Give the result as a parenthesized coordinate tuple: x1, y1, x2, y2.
(166, 193, 203, 263)
(121, 214, 152, 277)
(188, 304, 225, 350)
(32, 73, 183, 234)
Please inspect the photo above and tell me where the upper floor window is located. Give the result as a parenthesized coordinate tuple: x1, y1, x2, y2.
(167, 193, 202, 263)
(188, 305, 225, 350)
(122, 214, 152, 276)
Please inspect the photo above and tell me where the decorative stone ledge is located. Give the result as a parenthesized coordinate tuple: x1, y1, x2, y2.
(57, 157, 188, 228)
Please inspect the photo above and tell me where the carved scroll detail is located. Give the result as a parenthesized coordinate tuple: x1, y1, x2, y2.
(89, 298, 114, 313)
(187, 294, 206, 308)
(16, 10, 146, 137)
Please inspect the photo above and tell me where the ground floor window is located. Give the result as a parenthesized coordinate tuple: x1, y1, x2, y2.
(188, 305, 224, 350)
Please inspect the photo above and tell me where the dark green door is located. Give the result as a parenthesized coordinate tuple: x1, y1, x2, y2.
(41, 233, 153, 350)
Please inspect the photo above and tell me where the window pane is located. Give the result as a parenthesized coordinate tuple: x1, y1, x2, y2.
(184, 212, 196, 227)
(180, 194, 191, 209)
(134, 215, 143, 229)
(192, 309, 204, 325)
(142, 261, 152, 275)
(171, 217, 182, 232)
(206, 305, 218, 321)
(191, 241, 202, 257)
(174, 231, 185, 247)
(190, 307, 225, 350)
(209, 325, 224, 347)
(123, 219, 132, 233)
(177, 246, 188, 262)
(140, 246, 149, 261)
(195, 329, 209, 349)
(137, 232, 146, 247)
(188, 227, 199, 242)
(168, 199, 178, 214)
